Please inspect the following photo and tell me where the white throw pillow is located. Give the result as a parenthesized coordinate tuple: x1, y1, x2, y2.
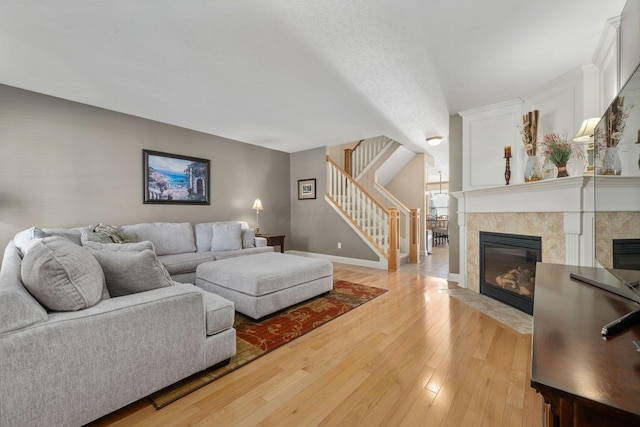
(21, 237, 106, 311)
(242, 228, 256, 248)
(211, 223, 242, 251)
(84, 241, 173, 297)
(13, 227, 48, 256)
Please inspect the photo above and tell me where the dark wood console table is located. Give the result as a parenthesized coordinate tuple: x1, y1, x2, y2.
(256, 234, 285, 253)
(531, 263, 640, 426)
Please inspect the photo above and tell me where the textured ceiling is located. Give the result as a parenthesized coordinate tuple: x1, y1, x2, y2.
(0, 1, 627, 183)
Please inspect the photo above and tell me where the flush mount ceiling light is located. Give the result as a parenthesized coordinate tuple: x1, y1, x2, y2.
(426, 136, 443, 146)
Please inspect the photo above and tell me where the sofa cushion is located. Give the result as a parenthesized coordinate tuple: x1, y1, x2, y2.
(241, 228, 256, 248)
(213, 246, 274, 261)
(21, 237, 106, 311)
(157, 252, 217, 275)
(210, 223, 242, 252)
(13, 227, 48, 256)
(120, 222, 196, 256)
(194, 221, 249, 252)
(84, 241, 173, 297)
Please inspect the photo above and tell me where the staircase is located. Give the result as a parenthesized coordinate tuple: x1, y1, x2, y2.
(326, 156, 400, 270)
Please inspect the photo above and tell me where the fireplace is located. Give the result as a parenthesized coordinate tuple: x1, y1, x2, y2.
(613, 239, 640, 270)
(479, 232, 542, 315)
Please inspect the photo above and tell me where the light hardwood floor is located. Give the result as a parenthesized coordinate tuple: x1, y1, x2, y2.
(91, 254, 542, 427)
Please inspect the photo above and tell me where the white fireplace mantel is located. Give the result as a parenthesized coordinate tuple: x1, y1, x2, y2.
(453, 176, 594, 215)
(451, 176, 640, 290)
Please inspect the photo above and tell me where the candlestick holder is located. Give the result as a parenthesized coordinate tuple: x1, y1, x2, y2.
(504, 156, 511, 185)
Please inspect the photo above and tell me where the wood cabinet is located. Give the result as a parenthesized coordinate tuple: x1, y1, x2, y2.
(531, 263, 640, 426)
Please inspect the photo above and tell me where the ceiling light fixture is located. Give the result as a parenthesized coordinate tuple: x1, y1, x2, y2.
(426, 136, 443, 146)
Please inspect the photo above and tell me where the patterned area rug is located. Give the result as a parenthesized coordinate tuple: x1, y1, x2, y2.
(149, 280, 387, 409)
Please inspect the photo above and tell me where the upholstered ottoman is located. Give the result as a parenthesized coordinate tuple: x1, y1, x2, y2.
(195, 252, 333, 320)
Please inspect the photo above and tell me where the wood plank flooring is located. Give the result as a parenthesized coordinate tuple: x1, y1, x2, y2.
(90, 259, 542, 427)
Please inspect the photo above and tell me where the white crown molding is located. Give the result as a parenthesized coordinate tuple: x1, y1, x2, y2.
(593, 15, 621, 69)
(458, 98, 523, 118)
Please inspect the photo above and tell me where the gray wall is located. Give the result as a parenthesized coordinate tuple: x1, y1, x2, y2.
(0, 84, 291, 261)
(448, 114, 463, 274)
(290, 147, 377, 260)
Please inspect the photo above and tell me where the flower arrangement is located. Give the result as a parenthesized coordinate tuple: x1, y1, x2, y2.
(539, 133, 585, 178)
(601, 96, 631, 148)
(520, 110, 541, 181)
(520, 110, 539, 156)
(594, 96, 634, 154)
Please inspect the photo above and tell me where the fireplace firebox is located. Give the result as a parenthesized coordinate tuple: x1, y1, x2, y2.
(613, 239, 640, 270)
(479, 232, 541, 315)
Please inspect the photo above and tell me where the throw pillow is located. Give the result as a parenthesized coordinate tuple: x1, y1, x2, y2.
(84, 241, 173, 297)
(81, 231, 113, 244)
(93, 223, 130, 243)
(21, 236, 106, 311)
(210, 223, 242, 251)
(13, 227, 48, 256)
(241, 228, 256, 248)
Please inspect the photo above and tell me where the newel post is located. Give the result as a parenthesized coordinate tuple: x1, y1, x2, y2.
(409, 208, 420, 263)
(388, 208, 400, 271)
(344, 148, 353, 177)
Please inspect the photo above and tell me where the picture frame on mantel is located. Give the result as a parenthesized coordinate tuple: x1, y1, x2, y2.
(298, 178, 316, 200)
(143, 149, 210, 205)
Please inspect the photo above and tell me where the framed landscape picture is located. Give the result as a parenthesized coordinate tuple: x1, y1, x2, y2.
(143, 149, 210, 205)
(298, 178, 316, 200)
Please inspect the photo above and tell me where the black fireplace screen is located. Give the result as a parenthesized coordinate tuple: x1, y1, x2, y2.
(479, 232, 541, 315)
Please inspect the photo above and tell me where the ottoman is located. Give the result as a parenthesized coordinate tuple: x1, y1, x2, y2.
(195, 252, 333, 320)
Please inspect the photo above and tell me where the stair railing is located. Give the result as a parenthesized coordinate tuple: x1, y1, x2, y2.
(344, 136, 391, 179)
(326, 156, 399, 269)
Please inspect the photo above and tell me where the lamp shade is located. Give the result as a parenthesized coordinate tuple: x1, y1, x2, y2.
(426, 136, 443, 146)
(252, 198, 263, 211)
(573, 118, 600, 142)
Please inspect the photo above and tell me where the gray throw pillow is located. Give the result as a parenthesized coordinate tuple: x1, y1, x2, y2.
(21, 236, 106, 311)
(211, 223, 242, 251)
(242, 228, 256, 248)
(84, 241, 173, 297)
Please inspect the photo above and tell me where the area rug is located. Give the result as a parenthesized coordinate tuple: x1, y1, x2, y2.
(149, 280, 387, 409)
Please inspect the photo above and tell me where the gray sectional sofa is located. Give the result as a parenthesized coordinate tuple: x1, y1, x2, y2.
(0, 220, 273, 427)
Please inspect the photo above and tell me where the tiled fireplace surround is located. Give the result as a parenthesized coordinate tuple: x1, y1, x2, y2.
(452, 176, 640, 292)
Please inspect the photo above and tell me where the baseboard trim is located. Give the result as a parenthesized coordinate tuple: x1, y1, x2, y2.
(285, 250, 387, 270)
(448, 272, 463, 286)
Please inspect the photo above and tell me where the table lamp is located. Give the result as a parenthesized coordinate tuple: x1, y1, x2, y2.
(252, 198, 263, 233)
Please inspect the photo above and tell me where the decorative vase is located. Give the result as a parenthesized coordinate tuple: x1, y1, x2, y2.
(524, 155, 541, 182)
(600, 146, 622, 175)
(542, 159, 557, 180)
(567, 142, 588, 176)
(555, 162, 569, 178)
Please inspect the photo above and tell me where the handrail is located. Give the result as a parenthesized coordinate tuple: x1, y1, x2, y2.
(375, 181, 410, 213)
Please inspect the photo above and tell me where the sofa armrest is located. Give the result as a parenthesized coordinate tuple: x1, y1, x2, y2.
(255, 237, 267, 248)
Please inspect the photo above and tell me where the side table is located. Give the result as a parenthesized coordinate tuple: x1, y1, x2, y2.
(256, 234, 285, 253)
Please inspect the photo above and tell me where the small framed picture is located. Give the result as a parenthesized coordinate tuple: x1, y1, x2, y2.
(298, 178, 316, 200)
(143, 149, 210, 205)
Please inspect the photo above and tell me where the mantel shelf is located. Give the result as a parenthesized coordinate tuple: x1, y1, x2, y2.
(452, 176, 640, 214)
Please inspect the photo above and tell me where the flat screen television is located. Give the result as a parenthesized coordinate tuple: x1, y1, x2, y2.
(570, 62, 640, 336)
